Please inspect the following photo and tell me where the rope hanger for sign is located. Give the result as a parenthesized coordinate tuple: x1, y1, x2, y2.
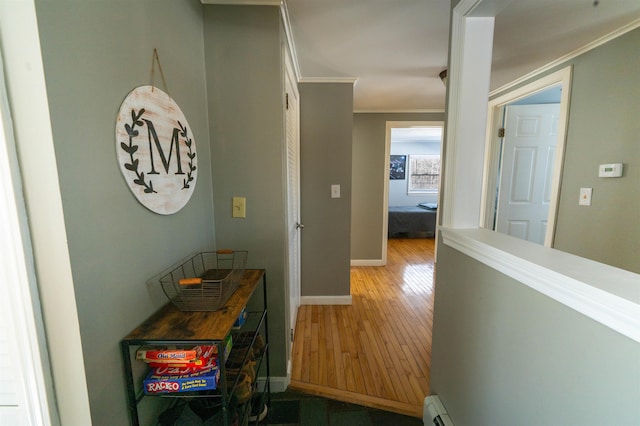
(150, 48, 169, 94)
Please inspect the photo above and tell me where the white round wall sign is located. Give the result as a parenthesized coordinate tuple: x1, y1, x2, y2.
(115, 85, 197, 215)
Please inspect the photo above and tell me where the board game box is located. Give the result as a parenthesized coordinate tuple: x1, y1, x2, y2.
(143, 365, 220, 394)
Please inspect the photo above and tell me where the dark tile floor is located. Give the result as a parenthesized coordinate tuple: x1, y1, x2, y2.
(265, 390, 423, 426)
(159, 389, 423, 425)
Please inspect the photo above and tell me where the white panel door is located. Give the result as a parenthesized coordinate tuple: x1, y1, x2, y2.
(0, 298, 25, 425)
(284, 52, 301, 357)
(496, 104, 560, 245)
(0, 73, 52, 424)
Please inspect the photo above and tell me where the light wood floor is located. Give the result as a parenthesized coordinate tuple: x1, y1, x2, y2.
(289, 238, 435, 418)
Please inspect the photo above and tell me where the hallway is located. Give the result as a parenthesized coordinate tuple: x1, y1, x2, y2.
(289, 238, 435, 417)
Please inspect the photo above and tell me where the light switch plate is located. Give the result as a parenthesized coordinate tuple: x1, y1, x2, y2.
(232, 197, 246, 218)
(331, 184, 341, 199)
(579, 188, 592, 206)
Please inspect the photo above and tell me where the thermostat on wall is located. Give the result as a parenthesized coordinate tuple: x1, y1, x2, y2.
(598, 163, 623, 178)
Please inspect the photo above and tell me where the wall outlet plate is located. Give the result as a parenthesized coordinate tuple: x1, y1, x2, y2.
(579, 188, 592, 206)
(331, 184, 341, 199)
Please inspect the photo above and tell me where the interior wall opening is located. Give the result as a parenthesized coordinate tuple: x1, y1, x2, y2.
(383, 121, 443, 265)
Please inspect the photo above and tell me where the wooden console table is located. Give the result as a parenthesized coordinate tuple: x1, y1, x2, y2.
(121, 269, 269, 425)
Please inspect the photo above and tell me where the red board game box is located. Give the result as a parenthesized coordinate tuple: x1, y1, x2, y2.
(136, 345, 215, 363)
(148, 355, 218, 372)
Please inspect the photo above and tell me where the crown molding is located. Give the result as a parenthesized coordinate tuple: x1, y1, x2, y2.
(491, 18, 640, 97)
(201, 0, 281, 5)
(299, 77, 358, 84)
(353, 109, 445, 114)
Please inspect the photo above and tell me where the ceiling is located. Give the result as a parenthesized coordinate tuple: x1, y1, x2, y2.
(205, 0, 640, 113)
(391, 126, 443, 144)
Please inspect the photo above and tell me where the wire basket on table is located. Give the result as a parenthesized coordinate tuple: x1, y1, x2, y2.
(159, 250, 248, 311)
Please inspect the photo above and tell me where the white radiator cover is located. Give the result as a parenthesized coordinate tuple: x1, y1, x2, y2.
(423, 395, 455, 426)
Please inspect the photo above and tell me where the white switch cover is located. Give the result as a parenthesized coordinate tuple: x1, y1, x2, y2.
(232, 196, 246, 218)
(331, 184, 341, 199)
(579, 188, 592, 206)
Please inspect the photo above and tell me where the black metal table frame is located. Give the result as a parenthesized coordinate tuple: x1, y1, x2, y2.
(120, 272, 270, 426)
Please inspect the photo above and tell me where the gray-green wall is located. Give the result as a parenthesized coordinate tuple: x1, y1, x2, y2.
(300, 83, 353, 297)
(432, 13, 640, 426)
(554, 28, 640, 273)
(493, 28, 640, 273)
(351, 112, 444, 260)
(431, 242, 640, 425)
(35, 1, 213, 424)
(203, 4, 288, 376)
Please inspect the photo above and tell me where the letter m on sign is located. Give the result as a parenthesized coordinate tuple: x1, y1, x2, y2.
(144, 119, 185, 175)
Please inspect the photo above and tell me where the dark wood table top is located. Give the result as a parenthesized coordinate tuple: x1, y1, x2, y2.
(122, 269, 265, 343)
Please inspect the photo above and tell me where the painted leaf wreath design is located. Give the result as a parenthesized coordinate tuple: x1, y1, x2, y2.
(120, 108, 157, 194)
(178, 120, 197, 189)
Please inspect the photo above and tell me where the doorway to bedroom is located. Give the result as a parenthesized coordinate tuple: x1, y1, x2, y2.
(383, 122, 443, 261)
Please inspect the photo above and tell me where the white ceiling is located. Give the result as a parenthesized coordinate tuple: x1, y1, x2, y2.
(285, 0, 450, 112)
(391, 126, 443, 144)
(491, 1, 640, 91)
(204, 0, 640, 113)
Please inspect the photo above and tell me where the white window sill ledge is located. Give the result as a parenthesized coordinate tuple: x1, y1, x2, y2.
(440, 227, 640, 343)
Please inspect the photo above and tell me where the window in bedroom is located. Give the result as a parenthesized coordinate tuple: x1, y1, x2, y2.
(408, 154, 440, 193)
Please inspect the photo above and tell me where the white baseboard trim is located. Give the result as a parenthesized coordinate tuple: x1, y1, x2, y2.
(300, 295, 352, 305)
(257, 359, 291, 393)
(351, 259, 385, 266)
(258, 376, 289, 393)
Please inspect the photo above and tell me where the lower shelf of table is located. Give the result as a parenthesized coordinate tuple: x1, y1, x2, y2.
(124, 311, 270, 425)
(156, 378, 270, 425)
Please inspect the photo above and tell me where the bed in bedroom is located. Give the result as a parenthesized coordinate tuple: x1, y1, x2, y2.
(388, 203, 437, 238)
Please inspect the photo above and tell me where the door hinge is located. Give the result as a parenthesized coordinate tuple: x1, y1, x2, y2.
(286, 93, 289, 110)
(290, 328, 294, 342)
(498, 127, 505, 137)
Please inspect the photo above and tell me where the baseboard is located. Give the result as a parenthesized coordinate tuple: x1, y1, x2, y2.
(258, 375, 289, 393)
(300, 295, 352, 305)
(351, 259, 385, 266)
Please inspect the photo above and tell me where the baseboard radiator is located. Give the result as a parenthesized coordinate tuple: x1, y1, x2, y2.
(423, 395, 455, 426)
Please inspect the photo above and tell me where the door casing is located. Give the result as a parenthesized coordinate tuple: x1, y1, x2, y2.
(283, 42, 301, 379)
(382, 121, 444, 265)
(481, 66, 572, 247)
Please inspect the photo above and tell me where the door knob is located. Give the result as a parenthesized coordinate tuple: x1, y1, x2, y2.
(296, 222, 305, 229)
